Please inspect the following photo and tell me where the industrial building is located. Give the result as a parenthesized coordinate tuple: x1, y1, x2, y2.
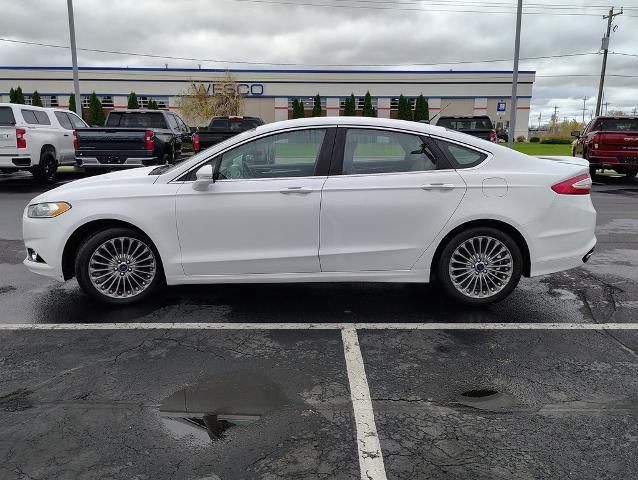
(0, 66, 535, 137)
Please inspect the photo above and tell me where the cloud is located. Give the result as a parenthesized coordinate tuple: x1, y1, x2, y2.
(1, 0, 637, 123)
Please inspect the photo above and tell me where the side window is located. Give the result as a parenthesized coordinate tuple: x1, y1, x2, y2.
(166, 114, 179, 130)
(34, 111, 51, 125)
(343, 129, 438, 175)
(213, 129, 327, 180)
(54, 111, 73, 130)
(68, 112, 88, 128)
(436, 140, 487, 168)
(175, 115, 188, 132)
(21, 110, 39, 124)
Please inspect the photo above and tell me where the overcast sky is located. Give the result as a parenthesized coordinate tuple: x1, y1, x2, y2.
(2, 0, 638, 125)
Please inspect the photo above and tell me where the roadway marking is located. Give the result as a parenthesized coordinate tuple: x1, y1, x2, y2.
(341, 326, 387, 480)
(1, 322, 638, 330)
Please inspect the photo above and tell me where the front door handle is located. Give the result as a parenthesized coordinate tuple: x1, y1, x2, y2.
(63, 134, 70, 137)
(280, 187, 312, 194)
(421, 183, 456, 191)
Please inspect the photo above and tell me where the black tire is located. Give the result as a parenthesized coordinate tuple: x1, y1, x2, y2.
(75, 227, 164, 305)
(163, 146, 175, 164)
(436, 227, 523, 306)
(589, 166, 597, 177)
(32, 150, 58, 184)
(624, 169, 638, 178)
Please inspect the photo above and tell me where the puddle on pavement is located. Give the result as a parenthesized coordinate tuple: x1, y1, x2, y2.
(159, 372, 289, 445)
(457, 389, 517, 412)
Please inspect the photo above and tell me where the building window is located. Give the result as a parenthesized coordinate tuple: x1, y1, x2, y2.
(138, 96, 168, 109)
(81, 95, 113, 108)
(43, 95, 59, 107)
(390, 98, 415, 111)
(357, 97, 378, 110)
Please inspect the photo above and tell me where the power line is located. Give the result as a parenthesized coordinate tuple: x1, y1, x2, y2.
(0, 37, 608, 67)
(232, 0, 638, 16)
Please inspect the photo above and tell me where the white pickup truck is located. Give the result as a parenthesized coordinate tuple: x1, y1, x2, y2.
(0, 103, 88, 183)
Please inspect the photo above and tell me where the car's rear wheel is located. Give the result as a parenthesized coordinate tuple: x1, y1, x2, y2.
(623, 168, 637, 178)
(31, 150, 58, 184)
(436, 227, 523, 306)
(75, 227, 163, 304)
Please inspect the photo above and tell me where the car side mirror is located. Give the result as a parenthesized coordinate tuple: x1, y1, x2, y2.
(192, 164, 214, 191)
(571, 130, 581, 138)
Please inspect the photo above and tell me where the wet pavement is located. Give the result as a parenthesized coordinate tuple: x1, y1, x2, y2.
(1, 169, 637, 479)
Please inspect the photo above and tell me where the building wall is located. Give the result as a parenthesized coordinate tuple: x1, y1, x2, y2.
(0, 67, 535, 137)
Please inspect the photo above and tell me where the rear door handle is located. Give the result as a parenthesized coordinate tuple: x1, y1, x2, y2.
(421, 183, 456, 191)
(280, 186, 312, 194)
(63, 134, 70, 137)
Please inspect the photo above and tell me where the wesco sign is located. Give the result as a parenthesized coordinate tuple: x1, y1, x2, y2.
(197, 82, 264, 96)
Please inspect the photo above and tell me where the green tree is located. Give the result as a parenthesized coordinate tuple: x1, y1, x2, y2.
(147, 99, 159, 110)
(362, 91, 376, 117)
(292, 98, 305, 119)
(343, 93, 356, 116)
(312, 93, 322, 117)
(14, 86, 25, 104)
(88, 92, 106, 126)
(414, 94, 429, 122)
(9, 87, 16, 103)
(397, 94, 412, 121)
(68, 93, 76, 113)
(31, 91, 43, 107)
(127, 91, 139, 109)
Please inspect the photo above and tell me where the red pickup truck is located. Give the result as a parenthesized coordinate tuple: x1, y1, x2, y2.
(572, 116, 638, 177)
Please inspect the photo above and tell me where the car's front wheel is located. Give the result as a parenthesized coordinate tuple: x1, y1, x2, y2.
(436, 227, 523, 306)
(75, 227, 163, 304)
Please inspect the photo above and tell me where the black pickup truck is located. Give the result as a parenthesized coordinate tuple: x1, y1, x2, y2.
(435, 115, 498, 143)
(194, 116, 264, 152)
(75, 110, 193, 171)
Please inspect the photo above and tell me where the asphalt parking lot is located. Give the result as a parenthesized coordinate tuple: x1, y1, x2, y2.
(1, 169, 637, 479)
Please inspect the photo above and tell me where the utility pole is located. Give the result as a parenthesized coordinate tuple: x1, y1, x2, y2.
(603, 102, 610, 115)
(507, 0, 523, 148)
(596, 7, 623, 116)
(538, 111, 542, 129)
(66, 0, 82, 118)
(581, 97, 588, 124)
(632, 107, 637, 116)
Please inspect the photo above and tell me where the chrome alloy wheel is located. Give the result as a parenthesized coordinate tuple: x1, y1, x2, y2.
(88, 237, 156, 299)
(448, 236, 513, 299)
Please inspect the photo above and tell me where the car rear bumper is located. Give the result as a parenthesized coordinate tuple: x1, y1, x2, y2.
(589, 153, 638, 167)
(0, 154, 33, 168)
(525, 194, 597, 277)
(76, 156, 160, 168)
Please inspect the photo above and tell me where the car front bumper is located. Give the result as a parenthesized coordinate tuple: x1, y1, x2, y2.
(22, 209, 67, 282)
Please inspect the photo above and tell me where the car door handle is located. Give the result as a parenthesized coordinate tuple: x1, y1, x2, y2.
(421, 183, 456, 191)
(63, 134, 70, 137)
(280, 187, 312, 194)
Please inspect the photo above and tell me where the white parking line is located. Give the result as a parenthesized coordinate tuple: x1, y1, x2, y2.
(1, 322, 638, 330)
(341, 326, 387, 480)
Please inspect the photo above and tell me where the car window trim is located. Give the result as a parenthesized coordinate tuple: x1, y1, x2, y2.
(170, 126, 337, 183)
(429, 135, 491, 169)
(329, 126, 453, 176)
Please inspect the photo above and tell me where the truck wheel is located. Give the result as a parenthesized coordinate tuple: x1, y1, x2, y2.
(75, 227, 164, 305)
(589, 166, 597, 177)
(32, 150, 58, 184)
(163, 147, 175, 165)
(624, 169, 637, 178)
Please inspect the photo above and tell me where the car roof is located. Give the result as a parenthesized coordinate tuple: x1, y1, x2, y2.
(0, 102, 50, 111)
(253, 116, 448, 135)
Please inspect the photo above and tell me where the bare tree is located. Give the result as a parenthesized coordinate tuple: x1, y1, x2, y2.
(175, 71, 245, 127)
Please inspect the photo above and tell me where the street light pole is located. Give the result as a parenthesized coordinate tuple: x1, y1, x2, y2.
(67, 0, 82, 118)
(507, 0, 523, 148)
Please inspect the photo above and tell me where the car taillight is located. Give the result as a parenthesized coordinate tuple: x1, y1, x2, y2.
(193, 133, 200, 152)
(489, 130, 497, 143)
(16, 128, 26, 149)
(145, 130, 154, 150)
(72, 129, 79, 150)
(592, 133, 601, 150)
(551, 173, 592, 195)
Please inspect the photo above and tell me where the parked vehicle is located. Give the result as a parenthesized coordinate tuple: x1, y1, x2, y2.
(194, 116, 264, 152)
(572, 116, 638, 177)
(0, 103, 88, 183)
(436, 115, 498, 142)
(23, 117, 596, 306)
(74, 110, 193, 172)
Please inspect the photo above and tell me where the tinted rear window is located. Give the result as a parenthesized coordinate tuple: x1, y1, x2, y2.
(106, 112, 167, 128)
(55, 111, 73, 129)
(34, 111, 51, 125)
(438, 118, 493, 130)
(21, 110, 39, 124)
(595, 119, 638, 131)
(0, 107, 15, 125)
(210, 118, 229, 129)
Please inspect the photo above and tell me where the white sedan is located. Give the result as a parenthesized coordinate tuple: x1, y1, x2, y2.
(23, 117, 596, 305)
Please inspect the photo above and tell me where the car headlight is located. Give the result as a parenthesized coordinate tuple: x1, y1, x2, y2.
(27, 202, 72, 218)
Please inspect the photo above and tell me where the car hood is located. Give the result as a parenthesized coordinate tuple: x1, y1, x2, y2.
(29, 166, 158, 204)
(537, 156, 590, 168)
